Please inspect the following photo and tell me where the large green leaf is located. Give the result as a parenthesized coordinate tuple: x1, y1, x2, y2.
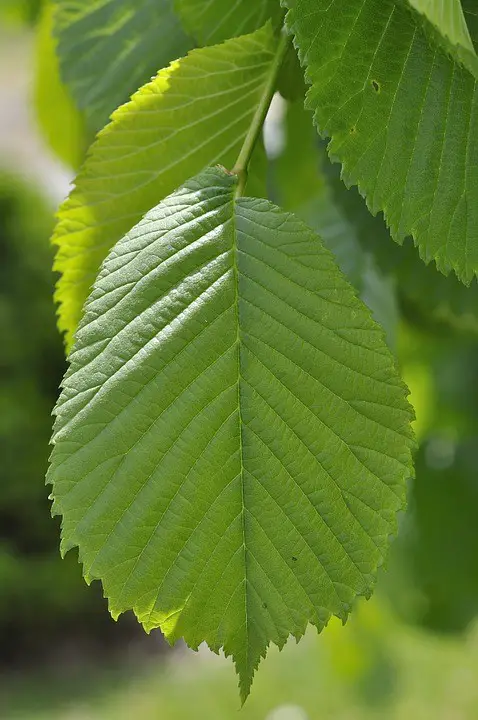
(284, 0, 478, 283)
(53, 26, 274, 349)
(52, 0, 193, 130)
(48, 166, 414, 700)
(408, 0, 474, 52)
(175, 0, 280, 45)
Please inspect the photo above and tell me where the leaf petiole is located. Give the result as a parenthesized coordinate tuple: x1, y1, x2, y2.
(233, 27, 290, 197)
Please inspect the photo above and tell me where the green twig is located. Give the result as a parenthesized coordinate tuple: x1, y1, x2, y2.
(233, 30, 290, 197)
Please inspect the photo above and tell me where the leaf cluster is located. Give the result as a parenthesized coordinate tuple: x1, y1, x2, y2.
(38, 0, 478, 699)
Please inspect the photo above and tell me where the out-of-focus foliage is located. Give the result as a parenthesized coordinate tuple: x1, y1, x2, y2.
(0, 173, 114, 661)
(272, 101, 399, 347)
(175, 0, 280, 45)
(408, 440, 478, 633)
(463, 0, 478, 49)
(382, 325, 478, 633)
(34, 3, 87, 170)
(7, 602, 478, 719)
(0, 0, 42, 25)
(52, 0, 193, 132)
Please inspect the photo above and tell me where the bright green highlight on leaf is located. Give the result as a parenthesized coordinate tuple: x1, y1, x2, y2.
(52, 0, 193, 130)
(284, 0, 478, 283)
(52, 25, 274, 349)
(408, 0, 474, 53)
(48, 166, 414, 701)
(175, 0, 280, 45)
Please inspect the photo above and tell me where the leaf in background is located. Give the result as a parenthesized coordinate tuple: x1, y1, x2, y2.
(463, 0, 478, 49)
(48, 166, 414, 700)
(408, 0, 475, 53)
(273, 107, 361, 313)
(406, 440, 478, 633)
(277, 43, 307, 101)
(34, 3, 86, 169)
(175, 0, 306, 99)
(0, 0, 41, 25)
(273, 100, 323, 213)
(362, 259, 400, 351)
(52, 0, 193, 131)
(273, 102, 398, 346)
(175, 0, 281, 45)
(53, 26, 274, 349)
(324, 157, 478, 334)
(284, 0, 478, 283)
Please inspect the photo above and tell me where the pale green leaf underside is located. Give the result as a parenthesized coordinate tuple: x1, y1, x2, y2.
(49, 167, 414, 700)
(175, 0, 280, 45)
(408, 0, 474, 52)
(52, 26, 274, 349)
(284, 0, 478, 283)
(52, 0, 192, 130)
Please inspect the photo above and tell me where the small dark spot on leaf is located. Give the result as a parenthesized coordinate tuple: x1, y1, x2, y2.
(372, 80, 380, 93)
(262, 602, 267, 609)
(292, 556, 298, 562)
(350, 126, 356, 134)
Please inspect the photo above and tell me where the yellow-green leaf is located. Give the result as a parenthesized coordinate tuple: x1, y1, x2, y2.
(53, 26, 274, 349)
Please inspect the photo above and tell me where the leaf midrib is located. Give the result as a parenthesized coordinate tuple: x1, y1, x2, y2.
(230, 197, 251, 677)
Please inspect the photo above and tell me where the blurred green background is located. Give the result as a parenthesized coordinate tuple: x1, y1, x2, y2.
(2, 2, 478, 719)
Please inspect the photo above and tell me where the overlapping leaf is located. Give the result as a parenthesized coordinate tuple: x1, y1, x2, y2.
(52, 26, 274, 349)
(49, 166, 414, 700)
(284, 0, 478, 283)
(273, 100, 324, 213)
(52, 0, 193, 130)
(274, 102, 398, 345)
(175, 0, 306, 99)
(175, 0, 280, 45)
(408, 0, 474, 52)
